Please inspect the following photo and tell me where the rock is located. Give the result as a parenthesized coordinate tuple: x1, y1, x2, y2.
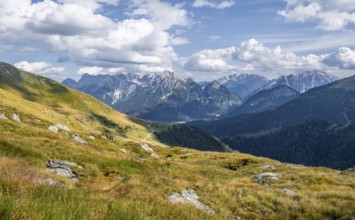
(120, 148, 127, 154)
(283, 188, 296, 196)
(72, 135, 87, 144)
(54, 124, 70, 131)
(169, 189, 215, 214)
(48, 124, 70, 133)
(141, 143, 153, 152)
(0, 114, 9, 120)
(12, 114, 21, 123)
(88, 136, 95, 140)
(151, 153, 160, 159)
(260, 165, 276, 170)
(117, 176, 123, 180)
(46, 160, 78, 183)
(48, 125, 59, 133)
(253, 172, 279, 184)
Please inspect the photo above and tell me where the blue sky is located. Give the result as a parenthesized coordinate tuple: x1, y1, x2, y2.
(0, 0, 355, 81)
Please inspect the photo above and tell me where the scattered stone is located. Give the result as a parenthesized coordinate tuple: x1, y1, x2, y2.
(169, 189, 215, 214)
(46, 160, 78, 183)
(120, 148, 127, 154)
(48, 125, 59, 133)
(0, 114, 9, 120)
(12, 114, 21, 123)
(283, 188, 296, 196)
(72, 135, 87, 144)
(88, 136, 95, 140)
(54, 124, 70, 131)
(117, 176, 123, 180)
(151, 153, 160, 159)
(260, 165, 276, 170)
(253, 172, 279, 184)
(141, 143, 153, 152)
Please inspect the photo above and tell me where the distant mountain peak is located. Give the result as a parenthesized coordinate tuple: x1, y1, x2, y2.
(63, 70, 241, 122)
(250, 70, 338, 96)
(216, 73, 269, 99)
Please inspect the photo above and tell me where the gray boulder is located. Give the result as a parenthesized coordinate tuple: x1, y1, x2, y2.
(72, 135, 87, 144)
(169, 189, 215, 214)
(46, 160, 78, 183)
(253, 172, 279, 184)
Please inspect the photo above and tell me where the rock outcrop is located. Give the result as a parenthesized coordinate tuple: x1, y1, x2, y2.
(169, 189, 215, 214)
(72, 135, 87, 144)
(253, 172, 279, 184)
(46, 160, 78, 183)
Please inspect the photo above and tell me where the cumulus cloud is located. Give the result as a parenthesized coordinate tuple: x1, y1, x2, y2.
(192, 0, 235, 10)
(128, 0, 190, 30)
(323, 47, 355, 69)
(0, 0, 189, 74)
(183, 38, 355, 75)
(183, 47, 236, 71)
(14, 61, 65, 76)
(77, 66, 103, 75)
(278, 0, 355, 31)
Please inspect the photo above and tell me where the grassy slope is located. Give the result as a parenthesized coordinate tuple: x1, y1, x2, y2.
(0, 64, 354, 219)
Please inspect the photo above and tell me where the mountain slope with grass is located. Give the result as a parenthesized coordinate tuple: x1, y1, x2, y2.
(0, 62, 354, 219)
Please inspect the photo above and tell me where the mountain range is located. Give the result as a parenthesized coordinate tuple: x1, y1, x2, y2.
(64, 71, 241, 122)
(63, 70, 338, 122)
(189, 75, 355, 169)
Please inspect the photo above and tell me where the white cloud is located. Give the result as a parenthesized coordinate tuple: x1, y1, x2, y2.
(183, 39, 355, 76)
(14, 61, 65, 76)
(108, 67, 127, 73)
(279, 0, 355, 31)
(192, 0, 235, 10)
(183, 47, 236, 71)
(323, 47, 355, 69)
(0, 0, 188, 75)
(128, 0, 191, 30)
(77, 66, 103, 75)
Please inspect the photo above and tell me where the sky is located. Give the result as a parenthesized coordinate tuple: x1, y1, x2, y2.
(0, 0, 355, 81)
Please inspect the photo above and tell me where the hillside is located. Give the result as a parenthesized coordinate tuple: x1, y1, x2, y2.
(189, 76, 355, 169)
(0, 62, 354, 219)
(228, 85, 299, 116)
